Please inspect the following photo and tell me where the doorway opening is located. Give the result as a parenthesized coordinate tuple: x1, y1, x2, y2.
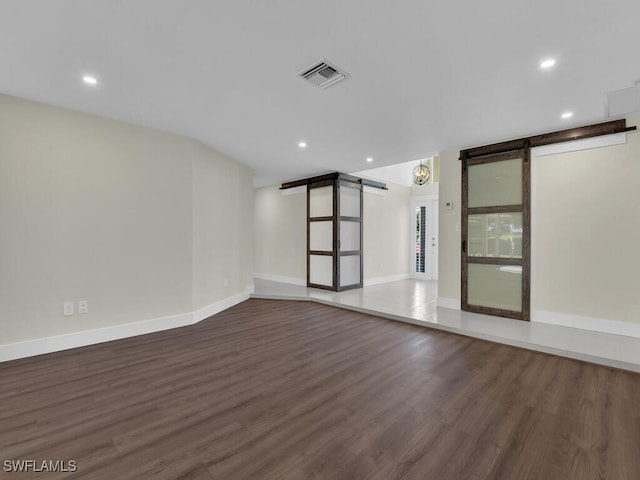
(412, 197, 438, 280)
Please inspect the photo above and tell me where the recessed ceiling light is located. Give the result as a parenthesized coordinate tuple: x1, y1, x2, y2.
(561, 111, 573, 119)
(298, 141, 307, 148)
(366, 157, 373, 163)
(540, 58, 556, 69)
(82, 75, 98, 85)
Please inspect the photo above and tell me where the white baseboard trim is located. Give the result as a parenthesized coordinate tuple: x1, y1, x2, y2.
(253, 273, 306, 286)
(0, 312, 194, 363)
(192, 289, 252, 323)
(363, 273, 411, 287)
(437, 297, 461, 310)
(533, 310, 640, 338)
(0, 287, 252, 363)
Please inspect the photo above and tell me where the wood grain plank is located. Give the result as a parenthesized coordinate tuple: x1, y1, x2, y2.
(1, 299, 639, 480)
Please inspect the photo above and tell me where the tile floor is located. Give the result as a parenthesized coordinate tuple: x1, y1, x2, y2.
(252, 278, 640, 373)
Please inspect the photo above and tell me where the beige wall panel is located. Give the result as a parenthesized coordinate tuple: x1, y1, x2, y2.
(533, 115, 640, 324)
(0, 93, 253, 345)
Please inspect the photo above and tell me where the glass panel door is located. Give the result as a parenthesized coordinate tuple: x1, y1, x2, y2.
(337, 180, 362, 289)
(309, 221, 333, 251)
(416, 206, 426, 274)
(412, 198, 439, 280)
(306, 175, 364, 291)
(308, 182, 335, 289)
(462, 150, 530, 320)
(309, 255, 333, 286)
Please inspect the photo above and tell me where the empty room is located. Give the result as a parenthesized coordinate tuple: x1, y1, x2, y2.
(1, 1, 640, 479)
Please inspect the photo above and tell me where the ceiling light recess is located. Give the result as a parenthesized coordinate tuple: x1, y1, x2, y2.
(298, 59, 349, 89)
(366, 157, 373, 163)
(298, 141, 307, 148)
(540, 58, 556, 69)
(561, 111, 573, 119)
(82, 75, 98, 85)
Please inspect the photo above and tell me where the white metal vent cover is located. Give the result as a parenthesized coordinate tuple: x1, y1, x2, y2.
(606, 83, 640, 117)
(298, 60, 349, 89)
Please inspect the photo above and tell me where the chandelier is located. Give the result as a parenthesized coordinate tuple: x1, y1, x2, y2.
(412, 160, 431, 185)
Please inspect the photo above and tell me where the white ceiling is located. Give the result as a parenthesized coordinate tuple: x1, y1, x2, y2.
(1, 1, 638, 187)
(354, 158, 431, 188)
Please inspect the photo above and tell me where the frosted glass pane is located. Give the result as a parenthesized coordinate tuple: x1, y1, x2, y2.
(310, 255, 333, 286)
(309, 185, 333, 217)
(310, 221, 333, 251)
(468, 158, 522, 207)
(340, 221, 360, 251)
(468, 264, 522, 312)
(340, 186, 361, 217)
(340, 255, 361, 286)
(468, 213, 523, 258)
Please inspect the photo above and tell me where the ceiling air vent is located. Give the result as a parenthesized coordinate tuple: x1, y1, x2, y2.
(298, 60, 349, 89)
(606, 83, 640, 117)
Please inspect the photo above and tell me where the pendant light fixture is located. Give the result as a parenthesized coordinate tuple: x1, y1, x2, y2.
(412, 160, 431, 185)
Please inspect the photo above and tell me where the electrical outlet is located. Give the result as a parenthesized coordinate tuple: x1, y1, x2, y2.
(223, 278, 228, 287)
(64, 302, 74, 316)
(78, 300, 88, 314)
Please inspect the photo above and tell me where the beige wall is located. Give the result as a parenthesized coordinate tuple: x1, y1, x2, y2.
(437, 114, 640, 325)
(436, 149, 462, 302)
(363, 183, 410, 281)
(253, 186, 307, 282)
(192, 143, 254, 311)
(0, 94, 253, 345)
(533, 115, 640, 324)
(253, 181, 411, 284)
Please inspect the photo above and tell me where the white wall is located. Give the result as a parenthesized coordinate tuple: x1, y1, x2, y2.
(436, 114, 640, 333)
(253, 181, 411, 286)
(410, 181, 439, 197)
(0, 93, 253, 355)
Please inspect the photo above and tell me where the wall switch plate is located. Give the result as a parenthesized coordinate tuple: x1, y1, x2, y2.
(78, 300, 88, 314)
(64, 302, 74, 316)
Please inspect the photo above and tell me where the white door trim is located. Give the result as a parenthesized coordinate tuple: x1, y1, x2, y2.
(410, 195, 439, 280)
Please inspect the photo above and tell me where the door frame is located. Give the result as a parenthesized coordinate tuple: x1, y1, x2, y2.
(411, 195, 439, 280)
(461, 150, 530, 321)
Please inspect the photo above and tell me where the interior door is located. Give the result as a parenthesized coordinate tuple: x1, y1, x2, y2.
(307, 176, 364, 291)
(462, 150, 530, 320)
(337, 179, 363, 289)
(412, 198, 439, 280)
(414, 204, 428, 278)
(308, 182, 335, 289)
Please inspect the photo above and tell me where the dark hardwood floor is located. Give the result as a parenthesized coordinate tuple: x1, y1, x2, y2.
(1, 299, 639, 479)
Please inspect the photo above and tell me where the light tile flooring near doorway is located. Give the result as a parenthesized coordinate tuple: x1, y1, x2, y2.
(252, 279, 640, 373)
